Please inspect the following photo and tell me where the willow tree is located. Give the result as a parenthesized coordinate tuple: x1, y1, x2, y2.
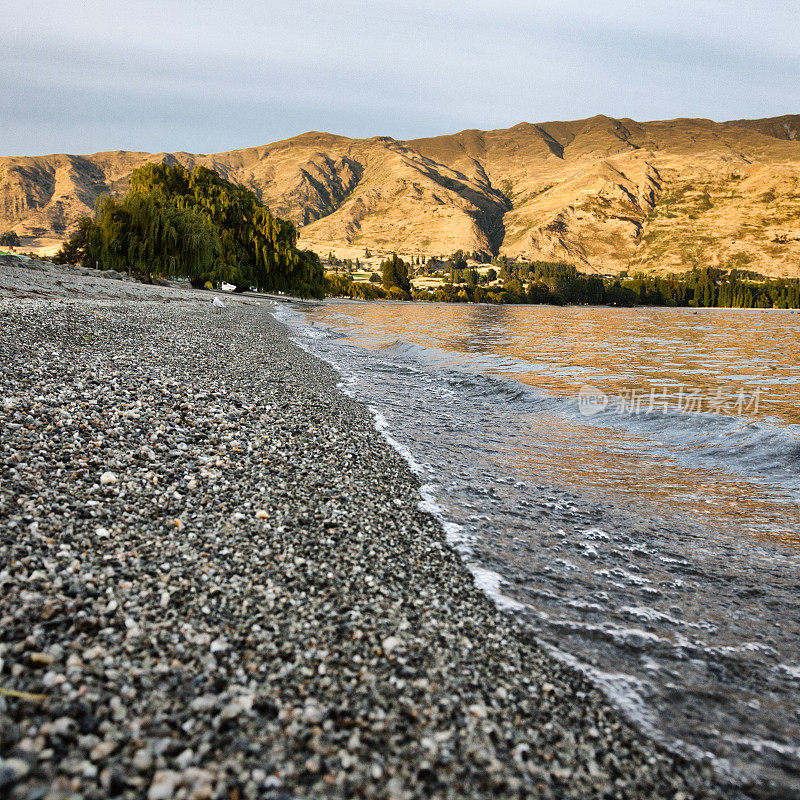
(83, 195, 220, 283)
(129, 163, 323, 297)
(55, 161, 324, 298)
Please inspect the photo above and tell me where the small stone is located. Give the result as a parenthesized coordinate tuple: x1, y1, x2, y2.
(255, 509, 269, 519)
(82, 760, 98, 778)
(175, 748, 194, 770)
(83, 645, 105, 661)
(303, 703, 324, 724)
(0, 757, 30, 787)
(133, 748, 153, 772)
(468, 703, 488, 719)
(184, 768, 214, 800)
(95, 526, 111, 539)
(100, 471, 117, 486)
(305, 755, 321, 773)
(190, 694, 218, 712)
(90, 740, 116, 761)
(382, 635, 403, 654)
(50, 717, 77, 737)
(251, 768, 267, 785)
(220, 701, 244, 720)
(148, 770, 181, 800)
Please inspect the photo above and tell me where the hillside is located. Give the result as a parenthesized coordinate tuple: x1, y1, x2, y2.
(2, 115, 800, 276)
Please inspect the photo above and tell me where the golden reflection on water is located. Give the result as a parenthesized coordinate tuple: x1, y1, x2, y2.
(310, 303, 800, 548)
(323, 303, 800, 423)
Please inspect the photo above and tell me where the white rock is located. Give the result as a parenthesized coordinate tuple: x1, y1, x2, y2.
(100, 471, 117, 486)
(2, 757, 31, 780)
(95, 527, 110, 539)
(175, 748, 194, 770)
(50, 717, 77, 736)
(251, 768, 267, 785)
(236, 694, 255, 712)
(90, 740, 117, 761)
(148, 770, 181, 800)
(220, 701, 244, 720)
(190, 694, 218, 712)
(209, 637, 228, 654)
(132, 748, 153, 772)
(381, 635, 403, 654)
(255, 509, 269, 519)
(468, 703, 488, 719)
(303, 703, 324, 724)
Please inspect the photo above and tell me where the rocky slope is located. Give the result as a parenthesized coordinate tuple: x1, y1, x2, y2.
(2, 115, 800, 276)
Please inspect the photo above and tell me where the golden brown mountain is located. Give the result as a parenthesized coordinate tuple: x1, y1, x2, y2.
(2, 115, 800, 276)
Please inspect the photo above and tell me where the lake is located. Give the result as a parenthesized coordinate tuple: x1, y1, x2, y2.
(273, 301, 800, 797)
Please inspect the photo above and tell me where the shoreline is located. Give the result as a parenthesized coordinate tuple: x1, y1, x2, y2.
(0, 263, 724, 798)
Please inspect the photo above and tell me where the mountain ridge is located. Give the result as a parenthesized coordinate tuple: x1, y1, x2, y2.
(3, 114, 800, 276)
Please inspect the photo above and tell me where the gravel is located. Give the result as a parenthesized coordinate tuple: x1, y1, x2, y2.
(0, 261, 725, 799)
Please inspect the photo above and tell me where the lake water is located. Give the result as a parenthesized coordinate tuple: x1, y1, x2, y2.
(272, 301, 800, 797)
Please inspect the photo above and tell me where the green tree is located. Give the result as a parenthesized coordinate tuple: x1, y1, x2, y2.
(128, 163, 323, 297)
(381, 254, 411, 296)
(80, 194, 220, 283)
(53, 217, 93, 264)
(0, 231, 20, 248)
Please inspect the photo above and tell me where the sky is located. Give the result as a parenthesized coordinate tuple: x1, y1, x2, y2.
(3, 0, 799, 156)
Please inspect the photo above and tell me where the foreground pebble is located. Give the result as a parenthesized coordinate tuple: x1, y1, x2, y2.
(0, 285, 725, 799)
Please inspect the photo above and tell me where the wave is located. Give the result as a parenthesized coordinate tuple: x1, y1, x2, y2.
(368, 335, 800, 490)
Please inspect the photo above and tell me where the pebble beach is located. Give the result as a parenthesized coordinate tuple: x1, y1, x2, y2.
(0, 258, 725, 799)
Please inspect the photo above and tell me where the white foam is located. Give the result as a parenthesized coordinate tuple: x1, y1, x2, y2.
(596, 567, 652, 586)
(299, 326, 330, 340)
(546, 618, 667, 648)
(723, 734, 800, 759)
(368, 406, 426, 477)
(468, 566, 526, 611)
(777, 663, 800, 681)
(622, 606, 686, 626)
(541, 641, 659, 730)
(540, 642, 742, 784)
(580, 527, 611, 541)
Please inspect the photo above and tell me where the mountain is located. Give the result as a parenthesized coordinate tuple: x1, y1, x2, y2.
(2, 115, 800, 276)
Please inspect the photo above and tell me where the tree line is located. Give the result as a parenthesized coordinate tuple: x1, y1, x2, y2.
(325, 252, 800, 309)
(414, 265, 800, 308)
(53, 163, 324, 298)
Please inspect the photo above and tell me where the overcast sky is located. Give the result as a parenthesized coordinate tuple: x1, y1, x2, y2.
(3, 0, 799, 156)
